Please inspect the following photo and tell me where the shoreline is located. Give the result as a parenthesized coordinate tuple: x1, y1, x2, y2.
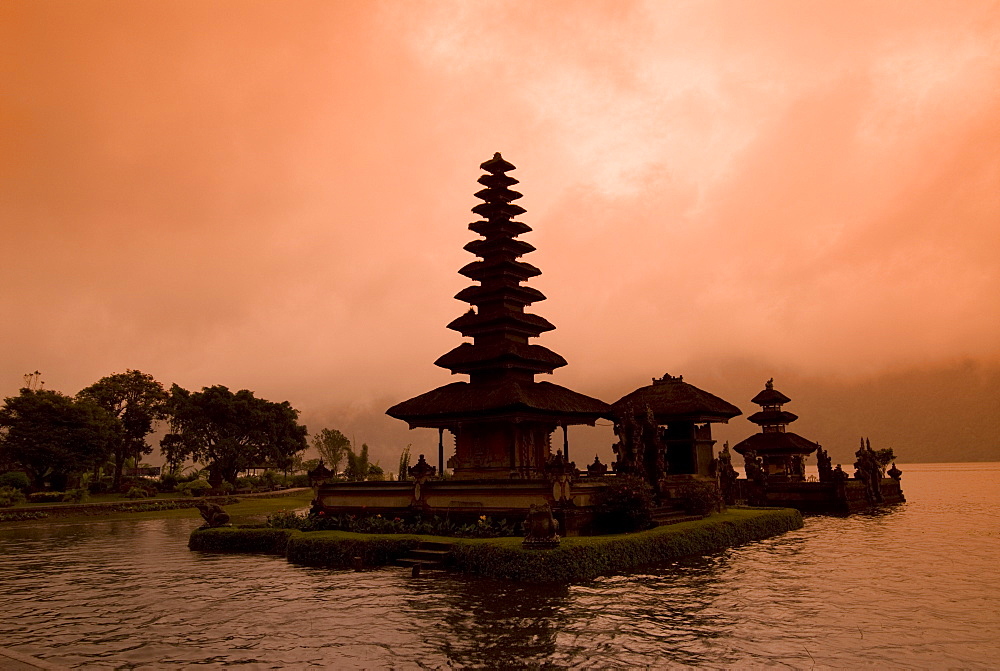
(0, 489, 313, 528)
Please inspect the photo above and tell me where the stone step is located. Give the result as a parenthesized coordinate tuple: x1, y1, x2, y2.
(409, 549, 450, 560)
(416, 541, 454, 552)
(652, 512, 704, 526)
(397, 540, 454, 573)
(397, 558, 444, 568)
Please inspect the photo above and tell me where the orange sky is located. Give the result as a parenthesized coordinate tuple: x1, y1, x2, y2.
(3, 1, 998, 466)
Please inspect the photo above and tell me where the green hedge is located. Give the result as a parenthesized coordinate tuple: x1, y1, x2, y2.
(187, 508, 802, 581)
(188, 528, 423, 568)
(28, 491, 65, 503)
(188, 527, 297, 554)
(447, 508, 802, 582)
(285, 532, 422, 569)
(0, 510, 48, 522)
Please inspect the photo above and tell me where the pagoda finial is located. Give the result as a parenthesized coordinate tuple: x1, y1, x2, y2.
(765, 378, 774, 390)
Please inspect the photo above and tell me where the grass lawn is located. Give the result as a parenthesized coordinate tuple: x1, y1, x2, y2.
(189, 507, 804, 581)
(0, 490, 314, 527)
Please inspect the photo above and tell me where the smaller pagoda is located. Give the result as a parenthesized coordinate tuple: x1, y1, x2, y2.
(732, 379, 818, 482)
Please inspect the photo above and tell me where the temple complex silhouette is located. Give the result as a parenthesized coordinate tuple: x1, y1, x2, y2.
(312, 154, 903, 528)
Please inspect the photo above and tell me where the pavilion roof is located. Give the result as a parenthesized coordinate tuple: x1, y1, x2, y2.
(611, 374, 741, 423)
(387, 378, 612, 428)
(732, 431, 819, 456)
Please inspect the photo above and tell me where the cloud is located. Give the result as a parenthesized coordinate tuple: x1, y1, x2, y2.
(1, 0, 997, 466)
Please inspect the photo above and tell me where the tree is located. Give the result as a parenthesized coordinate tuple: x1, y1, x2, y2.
(343, 443, 371, 481)
(160, 385, 308, 488)
(0, 388, 117, 490)
(873, 447, 896, 477)
(78, 370, 168, 488)
(397, 444, 411, 481)
(311, 428, 351, 474)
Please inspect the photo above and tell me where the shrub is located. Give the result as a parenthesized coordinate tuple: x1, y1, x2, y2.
(288, 474, 309, 487)
(158, 473, 179, 492)
(28, 491, 65, 503)
(291, 512, 518, 538)
(0, 510, 48, 522)
(0, 471, 30, 491)
(679, 481, 724, 516)
(591, 475, 656, 534)
(118, 477, 158, 497)
(0, 486, 27, 507)
(266, 509, 309, 530)
(88, 479, 112, 495)
(61, 488, 89, 504)
(176, 479, 211, 496)
(285, 532, 420, 568)
(124, 486, 148, 499)
(189, 527, 297, 554)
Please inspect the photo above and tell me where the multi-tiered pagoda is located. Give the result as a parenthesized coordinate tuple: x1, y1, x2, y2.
(732, 379, 818, 481)
(387, 154, 610, 479)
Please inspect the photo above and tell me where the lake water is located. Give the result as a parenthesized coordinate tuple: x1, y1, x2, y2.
(1, 463, 998, 668)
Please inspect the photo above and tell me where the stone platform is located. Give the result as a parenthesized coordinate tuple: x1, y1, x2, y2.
(314, 477, 613, 535)
(737, 478, 905, 514)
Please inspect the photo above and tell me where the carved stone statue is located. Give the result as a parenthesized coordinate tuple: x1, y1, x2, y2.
(832, 464, 848, 484)
(717, 442, 739, 505)
(545, 450, 576, 502)
(195, 500, 230, 528)
(816, 444, 833, 483)
(523, 503, 560, 548)
(612, 401, 665, 493)
(853, 438, 883, 503)
(742, 449, 767, 506)
(408, 454, 437, 503)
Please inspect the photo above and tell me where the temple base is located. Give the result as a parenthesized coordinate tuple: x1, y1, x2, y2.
(735, 478, 905, 514)
(314, 477, 610, 536)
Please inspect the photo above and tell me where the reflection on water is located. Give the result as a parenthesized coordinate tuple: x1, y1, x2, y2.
(1, 464, 998, 668)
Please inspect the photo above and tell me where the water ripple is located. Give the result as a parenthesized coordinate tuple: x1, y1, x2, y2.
(1, 465, 998, 668)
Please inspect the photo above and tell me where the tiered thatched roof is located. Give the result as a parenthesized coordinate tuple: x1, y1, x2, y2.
(387, 153, 610, 428)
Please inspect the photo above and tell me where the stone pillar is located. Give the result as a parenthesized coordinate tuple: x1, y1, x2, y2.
(438, 428, 444, 475)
